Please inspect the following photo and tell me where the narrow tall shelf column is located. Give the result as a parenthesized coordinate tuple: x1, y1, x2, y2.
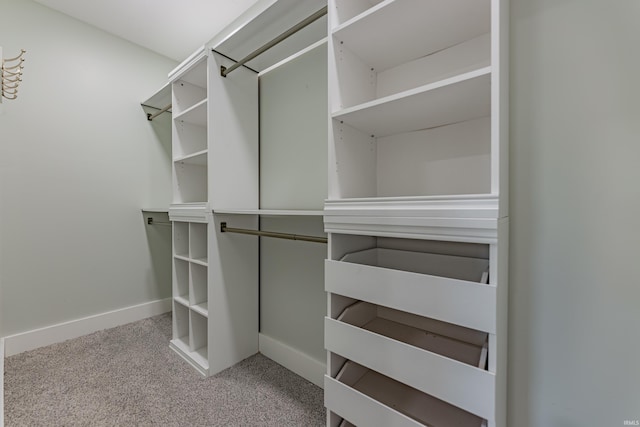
(324, 0, 509, 426)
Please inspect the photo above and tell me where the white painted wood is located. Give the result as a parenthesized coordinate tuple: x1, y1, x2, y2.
(208, 214, 259, 375)
(376, 33, 491, 100)
(325, 375, 430, 427)
(330, 361, 485, 426)
(173, 258, 189, 299)
(333, 67, 491, 138)
(141, 207, 170, 213)
(341, 247, 489, 282)
(259, 41, 327, 210)
(259, 333, 325, 388)
(189, 222, 208, 262)
(189, 263, 207, 306)
(173, 98, 207, 125)
(4, 299, 171, 356)
(337, 301, 488, 366)
(377, 117, 491, 198)
(325, 318, 495, 420)
(173, 120, 207, 159)
(333, 0, 490, 72)
(169, 338, 208, 377)
(190, 310, 208, 361)
(326, 257, 495, 334)
(168, 45, 207, 82)
(173, 161, 207, 203)
(492, 0, 509, 219)
(172, 80, 206, 116)
(174, 150, 207, 166)
(260, 216, 327, 364)
(331, 0, 384, 28)
(331, 121, 377, 199)
(213, 209, 324, 216)
(209, 0, 327, 72)
(208, 52, 259, 210)
(169, 203, 210, 222)
(142, 82, 172, 110)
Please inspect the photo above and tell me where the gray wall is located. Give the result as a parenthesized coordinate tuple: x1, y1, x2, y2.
(0, 0, 177, 336)
(509, 1, 640, 425)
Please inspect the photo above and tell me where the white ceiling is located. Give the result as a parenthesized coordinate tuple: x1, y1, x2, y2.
(33, 0, 261, 61)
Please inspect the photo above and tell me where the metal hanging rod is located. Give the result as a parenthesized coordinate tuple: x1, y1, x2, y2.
(220, 222, 327, 244)
(147, 217, 172, 226)
(146, 103, 172, 121)
(220, 6, 327, 77)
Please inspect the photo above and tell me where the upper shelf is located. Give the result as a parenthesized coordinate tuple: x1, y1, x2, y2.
(213, 209, 324, 216)
(333, 0, 491, 72)
(333, 67, 491, 138)
(141, 82, 171, 110)
(208, 0, 327, 73)
(174, 99, 207, 125)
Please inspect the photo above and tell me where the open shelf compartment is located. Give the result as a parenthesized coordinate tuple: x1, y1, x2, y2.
(325, 360, 486, 427)
(189, 222, 208, 263)
(173, 119, 207, 159)
(173, 161, 207, 204)
(173, 257, 189, 303)
(172, 58, 207, 115)
(189, 262, 208, 313)
(189, 310, 209, 370)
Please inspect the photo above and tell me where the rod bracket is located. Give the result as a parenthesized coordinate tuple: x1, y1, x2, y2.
(220, 65, 227, 78)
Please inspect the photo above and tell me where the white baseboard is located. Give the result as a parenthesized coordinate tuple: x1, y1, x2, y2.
(3, 298, 172, 357)
(259, 333, 325, 389)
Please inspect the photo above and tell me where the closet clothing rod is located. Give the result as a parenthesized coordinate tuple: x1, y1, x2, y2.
(220, 6, 328, 77)
(220, 222, 327, 244)
(147, 217, 171, 226)
(146, 103, 172, 121)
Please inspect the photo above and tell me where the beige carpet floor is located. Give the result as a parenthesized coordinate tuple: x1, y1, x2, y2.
(4, 313, 325, 426)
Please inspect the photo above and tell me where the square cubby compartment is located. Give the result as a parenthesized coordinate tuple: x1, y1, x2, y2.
(189, 310, 209, 370)
(173, 258, 189, 304)
(189, 222, 207, 263)
(173, 222, 189, 257)
(189, 262, 208, 316)
(172, 301, 189, 349)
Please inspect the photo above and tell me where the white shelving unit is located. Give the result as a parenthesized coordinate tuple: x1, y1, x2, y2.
(168, 0, 328, 383)
(325, 0, 508, 426)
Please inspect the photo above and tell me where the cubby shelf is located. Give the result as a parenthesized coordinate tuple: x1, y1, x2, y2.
(174, 149, 208, 166)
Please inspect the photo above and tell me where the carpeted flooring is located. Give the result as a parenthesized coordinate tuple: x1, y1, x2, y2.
(4, 313, 325, 426)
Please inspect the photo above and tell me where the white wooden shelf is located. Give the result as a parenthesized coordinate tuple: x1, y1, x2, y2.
(332, 67, 491, 138)
(326, 248, 495, 333)
(174, 149, 208, 166)
(325, 361, 485, 427)
(141, 208, 170, 213)
(174, 254, 191, 263)
(142, 82, 172, 110)
(174, 296, 189, 308)
(173, 98, 207, 125)
(213, 209, 324, 216)
(332, 0, 490, 72)
(191, 302, 209, 317)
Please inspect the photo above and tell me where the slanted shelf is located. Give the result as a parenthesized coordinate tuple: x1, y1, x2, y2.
(328, 0, 494, 200)
(326, 360, 486, 427)
(326, 246, 495, 334)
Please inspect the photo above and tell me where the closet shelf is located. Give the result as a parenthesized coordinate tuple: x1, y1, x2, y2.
(333, 0, 490, 72)
(174, 296, 189, 307)
(325, 248, 496, 333)
(173, 99, 207, 125)
(141, 208, 169, 213)
(174, 149, 208, 166)
(191, 302, 209, 317)
(332, 67, 491, 138)
(141, 82, 171, 111)
(170, 338, 209, 375)
(325, 361, 485, 427)
(213, 208, 324, 216)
